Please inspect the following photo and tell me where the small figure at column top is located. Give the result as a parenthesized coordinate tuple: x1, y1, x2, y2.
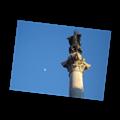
(68, 30, 82, 54)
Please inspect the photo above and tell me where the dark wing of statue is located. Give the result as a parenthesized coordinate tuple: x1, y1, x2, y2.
(67, 37, 73, 46)
(77, 34, 81, 46)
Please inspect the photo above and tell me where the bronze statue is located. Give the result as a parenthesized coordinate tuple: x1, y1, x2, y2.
(67, 31, 82, 54)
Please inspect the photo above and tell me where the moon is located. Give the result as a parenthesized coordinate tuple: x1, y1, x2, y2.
(43, 68, 47, 72)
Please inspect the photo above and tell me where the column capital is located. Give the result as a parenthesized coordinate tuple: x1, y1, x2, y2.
(61, 52, 91, 73)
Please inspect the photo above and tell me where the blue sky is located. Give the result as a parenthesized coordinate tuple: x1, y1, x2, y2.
(10, 20, 111, 101)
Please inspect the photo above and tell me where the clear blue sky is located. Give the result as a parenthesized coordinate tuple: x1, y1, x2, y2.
(10, 20, 111, 101)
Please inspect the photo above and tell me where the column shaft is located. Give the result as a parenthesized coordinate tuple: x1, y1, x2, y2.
(69, 70, 84, 98)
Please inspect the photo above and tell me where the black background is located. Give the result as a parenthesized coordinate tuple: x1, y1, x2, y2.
(0, 9, 114, 115)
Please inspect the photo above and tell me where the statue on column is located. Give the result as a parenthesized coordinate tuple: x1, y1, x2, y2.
(61, 31, 91, 72)
(68, 31, 82, 54)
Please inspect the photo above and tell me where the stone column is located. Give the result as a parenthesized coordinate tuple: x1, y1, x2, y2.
(62, 52, 91, 98)
(61, 31, 91, 98)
